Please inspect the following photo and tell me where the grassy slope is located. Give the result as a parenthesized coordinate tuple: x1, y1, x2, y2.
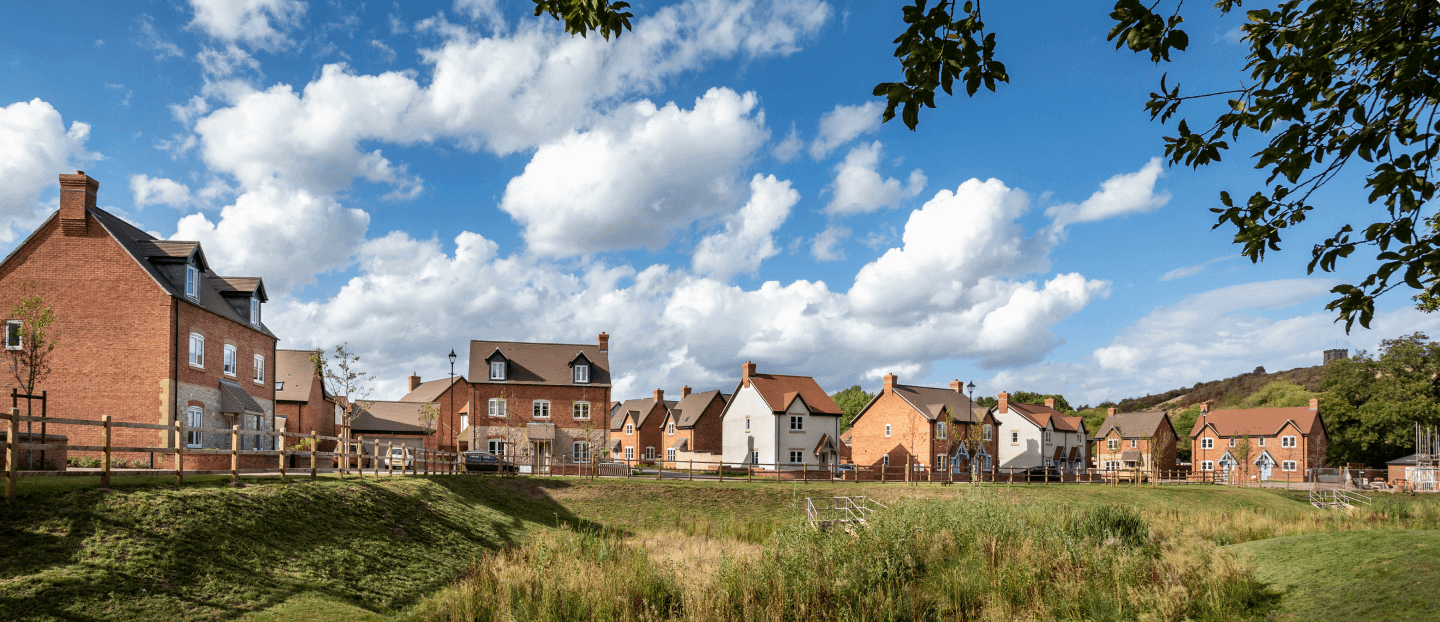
(1229, 530, 1440, 622)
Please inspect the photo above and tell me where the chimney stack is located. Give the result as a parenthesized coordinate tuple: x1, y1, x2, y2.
(1107, 407, 1115, 416)
(1044, 397, 1055, 409)
(883, 373, 897, 393)
(681, 385, 691, 398)
(1309, 397, 1319, 411)
(409, 373, 422, 392)
(998, 392, 1009, 414)
(654, 388, 664, 403)
(58, 171, 97, 236)
(742, 361, 756, 387)
(950, 379, 962, 392)
(598, 332, 609, 352)
(1200, 401, 1210, 414)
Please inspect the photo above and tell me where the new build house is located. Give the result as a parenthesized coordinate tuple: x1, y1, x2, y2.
(720, 362, 843, 469)
(274, 349, 342, 452)
(609, 389, 675, 462)
(0, 172, 277, 469)
(994, 393, 1088, 471)
(1093, 409, 1178, 473)
(847, 374, 998, 474)
(660, 387, 728, 467)
(1190, 399, 1327, 482)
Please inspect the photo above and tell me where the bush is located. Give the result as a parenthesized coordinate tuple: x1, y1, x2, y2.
(1069, 504, 1151, 550)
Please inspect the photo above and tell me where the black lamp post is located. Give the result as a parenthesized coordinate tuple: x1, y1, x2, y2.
(967, 381, 978, 477)
(448, 349, 457, 452)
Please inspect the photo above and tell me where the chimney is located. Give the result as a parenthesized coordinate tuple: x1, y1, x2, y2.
(1200, 401, 1210, 414)
(1107, 407, 1115, 416)
(653, 388, 664, 403)
(950, 379, 962, 392)
(681, 385, 691, 398)
(883, 373, 897, 393)
(1044, 397, 1055, 409)
(59, 171, 97, 236)
(742, 361, 756, 387)
(409, 373, 422, 392)
(998, 392, 1009, 414)
(598, 332, 609, 352)
(1309, 398, 1318, 411)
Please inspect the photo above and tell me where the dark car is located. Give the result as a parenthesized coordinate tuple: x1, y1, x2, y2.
(464, 451, 517, 473)
(1021, 465, 1064, 482)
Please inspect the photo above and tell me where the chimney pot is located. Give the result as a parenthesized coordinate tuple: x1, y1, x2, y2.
(654, 388, 664, 403)
(998, 392, 1009, 414)
(681, 385, 691, 398)
(883, 373, 897, 392)
(58, 171, 97, 236)
(742, 361, 756, 388)
(598, 332, 609, 352)
(409, 374, 422, 392)
(1044, 397, 1055, 408)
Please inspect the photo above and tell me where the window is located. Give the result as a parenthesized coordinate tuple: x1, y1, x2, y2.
(937, 422, 947, 439)
(573, 364, 589, 383)
(1201, 438, 1214, 450)
(5, 320, 21, 350)
(185, 407, 202, 447)
(750, 450, 759, 465)
(488, 439, 504, 455)
(1228, 438, 1236, 447)
(185, 264, 198, 299)
(253, 355, 265, 383)
(624, 446, 634, 460)
(489, 361, 506, 380)
(1258, 437, 1266, 447)
(274, 381, 284, 391)
(1200, 460, 1215, 471)
(1130, 439, 1137, 448)
(250, 296, 261, 327)
(189, 333, 205, 367)
(789, 450, 803, 464)
(884, 424, 892, 438)
(1045, 431, 1052, 444)
(667, 422, 675, 435)
(1281, 435, 1296, 448)
(1107, 438, 1119, 450)
(1282, 460, 1297, 471)
(666, 448, 676, 462)
(745, 416, 750, 433)
(983, 424, 992, 441)
(460, 415, 469, 431)
(488, 398, 506, 418)
(625, 423, 634, 435)
(533, 400, 550, 418)
(1010, 431, 1019, 444)
(644, 446, 655, 460)
(573, 401, 591, 420)
(790, 415, 803, 431)
(573, 442, 590, 463)
(882, 455, 890, 466)
(938, 455, 948, 470)
(223, 345, 237, 376)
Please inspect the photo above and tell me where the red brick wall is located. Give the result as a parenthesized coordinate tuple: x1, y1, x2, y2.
(1192, 422, 1318, 482)
(849, 391, 934, 468)
(464, 381, 610, 449)
(276, 375, 337, 449)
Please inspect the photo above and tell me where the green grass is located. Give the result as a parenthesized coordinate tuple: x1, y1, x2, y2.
(1229, 529, 1440, 622)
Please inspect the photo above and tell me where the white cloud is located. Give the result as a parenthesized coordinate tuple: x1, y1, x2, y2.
(196, 44, 262, 79)
(1044, 157, 1170, 232)
(773, 122, 802, 162)
(370, 39, 397, 63)
(130, 175, 194, 208)
(809, 101, 881, 159)
(1160, 254, 1237, 281)
(0, 99, 97, 242)
(188, 0, 307, 51)
(692, 174, 798, 280)
(499, 88, 770, 256)
(135, 14, 185, 59)
(454, 0, 506, 33)
(825, 141, 926, 214)
(810, 224, 849, 261)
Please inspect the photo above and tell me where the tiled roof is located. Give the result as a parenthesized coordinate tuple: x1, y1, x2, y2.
(1007, 402, 1081, 432)
(671, 438, 688, 450)
(351, 401, 429, 433)
(670, 390, 725, 429)
(400, 377, 465, 403)
(1189, 406, 1323, 438)
(748, 374, 842, 415)
(1096, 410, 1172, 439)
(853, 384, 987, 426)
(219, 380, 265, 414)
(609, 398, 675, 430)
(275, 349, 323, 402)
(467, 339, 611, 387)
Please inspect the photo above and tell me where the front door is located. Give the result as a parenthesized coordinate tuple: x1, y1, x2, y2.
(531, 440, 552, 473)
(1259, 458, 1273, 481)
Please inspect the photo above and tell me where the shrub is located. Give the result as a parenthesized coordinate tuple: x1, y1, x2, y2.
(1069, 504, 1150, 550)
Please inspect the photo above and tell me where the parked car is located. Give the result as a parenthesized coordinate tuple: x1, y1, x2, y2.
(463, 451, 517, 473)
(1021, 465, 1064, 481)
(384, 446, 414, 469)
(340, 442, 373, 469)
(835, 464, 857, 474)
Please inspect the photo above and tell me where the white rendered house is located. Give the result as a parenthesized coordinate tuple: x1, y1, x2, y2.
(720, 362, 843, 469)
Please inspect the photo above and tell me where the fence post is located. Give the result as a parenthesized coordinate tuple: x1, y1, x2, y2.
(373, 440, 380, 477)
(689, 459, 693, 481)
(718, 459, 723, 483)
(881, 462, 886, 484)
(387, 442, 394, 476)
(310, 431, 318, 479)
(748, 460, 753, 483)
(6, 408, 18, 500)
(174, 420, 184, 487)
(231, 425, 240, 484)
(101, 415, 112, 488)
(278, 430, 287, 481)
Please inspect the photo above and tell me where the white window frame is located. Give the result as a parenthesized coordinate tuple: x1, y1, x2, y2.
(250, 296, 261, 327)
(937, 422, 946, 439)
(1107, 438, 1119, 450)
(1010, 431, 1019, 444)
(460, 414, 469, 431)
(185, 407, 203, 447)
(533, 400, 550, 419)
(1201, 438, 1214, 450)
(1201, 460, 1215, 471)
(938, 455, 948, 470)
(745, 416, 750, 433)
(573, 441, 590, 463)
(185, 264, 198, 299)
(573, 401, 591, 420)
(488, 439, 504, 455)
(624, 446, 635, 460)
(1045, 431, 1053, 444)
(1229, 438, 1236, 447)
(4, 320, 21, 350)
(1258, 437, 1266, 447)
(884, 424, 892, 438)
(223, 345, 237, 376)
(983, 424, 992, 441)
(644, 446, 655, 460)
(882, 454, 890, 466)
(489, 361, 506, 381)
(253, 354, 265, 383)
(488, 398, 506, 418)
(666, 448, 676, 462)
(189, 333, 205, 368)
(667, 421, 675, 435)
(1281, 435, 1296, 448)
(790, 415, 803, 431)
(1281, 460, 1297, 472)
(625, 422, 634, 435)
(1130, 439, 1137, 448)
(789, 450, 803, 464)
(750, 450, 759, 465)
(573, 364, 589, 384)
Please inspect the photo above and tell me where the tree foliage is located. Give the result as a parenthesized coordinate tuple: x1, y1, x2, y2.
(530, 0, 632, 40)
(311, 343, 374, 429)
(872, 0, 1007, 129)
(1320, 332, 1440, 466)
(830, 385, 874, 431)
(6, 283, 59, 395)
(1008, 391, 1075, 413)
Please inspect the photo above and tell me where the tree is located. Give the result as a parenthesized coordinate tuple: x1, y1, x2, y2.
(417, 402, 439, 437)
(830, 385, 875, 431)
(541, 0, 1439, 329)
(1320, 332, 1440, 466)
(311, 344, 374, 435)
(6, 283, 59, 396)
(1008, 391, 1074, 413)
(1170, 405, 1203, 462)
(1231, 433, 1253, 485)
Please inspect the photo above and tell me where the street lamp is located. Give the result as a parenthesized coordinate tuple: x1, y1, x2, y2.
(448, 349, 457, 454)
(967, 380, 978, 480)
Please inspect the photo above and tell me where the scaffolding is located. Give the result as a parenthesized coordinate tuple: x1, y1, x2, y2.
(805, 496, 887, 530)
(1414, 424, 1439, 492)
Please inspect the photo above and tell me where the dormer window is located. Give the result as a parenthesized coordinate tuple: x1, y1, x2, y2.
(250, 296, 261, 327)
(573, 363, 589, 383)
(489, 361, 506, 381)
(185, 264, 198, 299)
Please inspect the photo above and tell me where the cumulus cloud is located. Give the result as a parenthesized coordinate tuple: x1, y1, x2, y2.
(1043, 157, 1169, 233)
(0, 99, 97, 242)
(773, 122, 803, 162)
(130, 175, 194, 208)
(454, 0, 506, 33)
(135, 14, 185, 59)
(825, 141, 925, 214)
(809, 101, 882, 159)
(692, 174, 798, 281)
(188, 0, 307, 50)
(810, 224, 850, 261)
(196, 44, 262, 79)
(499, 88, 770, 256)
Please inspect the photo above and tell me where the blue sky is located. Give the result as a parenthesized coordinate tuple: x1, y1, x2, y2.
(2, 0, 1433, 403)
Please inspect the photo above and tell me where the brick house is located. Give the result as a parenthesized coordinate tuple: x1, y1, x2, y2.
(659, 386, 728, 467)
(994, 393, 1088, 471)
(1190, 399, 1327, 482)
(847, 374, 997, 475)
(608, 389, 674, 463)
(274, 349, 341, 451)
(447, 335, 612, 470)
(0, 172, 277, 469)
(1094, 409, 1178, 473)
(350, 401, 431, 452)
(398, 374, 466, 450)
(720, 362, 843, 469)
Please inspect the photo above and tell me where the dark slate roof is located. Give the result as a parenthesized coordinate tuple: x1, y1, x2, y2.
(208, 276, 267, 301)
(351, 401, 428, 433)
(219, 379, 265, 414)
(400, 376, 466, 403)
(467, 339, 611, 387)
(852, 383, 987, 427)
(1386, 453, 1418, 466)
(275, 349, 325, 402)
(669, 390, 725, 429)
(1096, 410, 1173, 439)
(86, 206, 276, 338)
(1120, 449, 1141, 461)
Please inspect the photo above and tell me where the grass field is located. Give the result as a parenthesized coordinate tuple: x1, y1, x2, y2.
(2, 475, 1438, 620)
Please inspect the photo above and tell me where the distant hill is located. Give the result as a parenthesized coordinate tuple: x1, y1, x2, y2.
(1105, 364, 1325, 413)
